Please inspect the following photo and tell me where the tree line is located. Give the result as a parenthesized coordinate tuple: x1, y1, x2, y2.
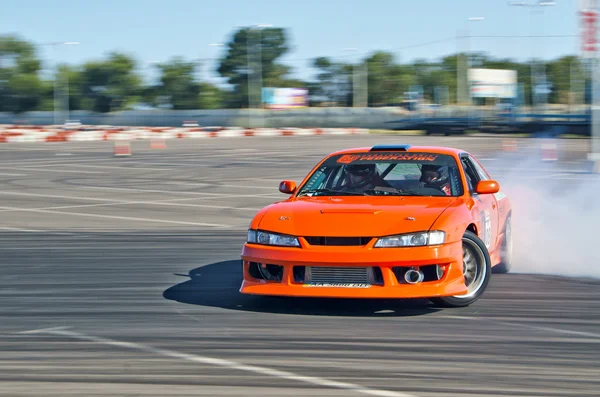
(0, 28, 589, 114)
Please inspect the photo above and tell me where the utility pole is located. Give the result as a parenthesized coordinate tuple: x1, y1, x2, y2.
(41, 41, 79, 125)
(509, 1, 555, 112)
(581, 0, 600, 171)
(241, 24, 271, 128)
(343, 48, 368, 107)
(456, 17, 484, 105)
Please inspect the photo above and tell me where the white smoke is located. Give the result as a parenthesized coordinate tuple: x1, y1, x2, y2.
(490, 143, 600, 279)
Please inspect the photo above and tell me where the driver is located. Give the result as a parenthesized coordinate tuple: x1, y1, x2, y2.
(420, 164, 452, 195)
(340, 163, 389, 193)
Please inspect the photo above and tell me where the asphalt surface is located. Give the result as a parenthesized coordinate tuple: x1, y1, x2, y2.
(1, 134, 599, 397)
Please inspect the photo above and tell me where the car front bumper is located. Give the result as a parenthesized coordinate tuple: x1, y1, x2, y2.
(239, 240, 468, 298)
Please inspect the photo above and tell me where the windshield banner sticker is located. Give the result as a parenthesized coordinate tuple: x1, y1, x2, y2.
(337, 153, 439, 163)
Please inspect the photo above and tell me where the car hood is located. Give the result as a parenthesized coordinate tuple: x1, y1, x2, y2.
(257, 196, 457, 237)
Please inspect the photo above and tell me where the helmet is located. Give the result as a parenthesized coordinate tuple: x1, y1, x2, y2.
(344, 163, 377, 189)
(420, 164, 449, 187)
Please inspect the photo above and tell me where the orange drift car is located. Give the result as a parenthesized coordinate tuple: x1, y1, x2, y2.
(240, 144, 512, 307)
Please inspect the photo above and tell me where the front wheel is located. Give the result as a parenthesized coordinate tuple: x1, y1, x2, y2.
(431, 231, 492, 308)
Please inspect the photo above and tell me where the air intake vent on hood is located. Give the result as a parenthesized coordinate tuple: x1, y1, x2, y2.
(370, 144, 411, 151)
(304, 236, 373, 246)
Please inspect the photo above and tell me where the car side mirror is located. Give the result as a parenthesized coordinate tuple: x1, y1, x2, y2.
(279, 180, 297, 194)
(475, 180, 500, 195)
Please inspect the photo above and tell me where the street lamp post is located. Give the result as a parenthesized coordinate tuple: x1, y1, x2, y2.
(342, 48, 367, 107)
(207, 43, 224, 84)
(41, 41, 80, 125)
(239, 24, 271, 128)
(509, 1, 555, 112)
(580, 1, 600, 171)
(457, 17, 484, 106)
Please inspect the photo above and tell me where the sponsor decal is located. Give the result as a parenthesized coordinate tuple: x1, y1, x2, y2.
(337, 155, 361, 164)
(494, 191, 507, 201)
(336, 152, 439, 163)
(303, 282, 371, 288)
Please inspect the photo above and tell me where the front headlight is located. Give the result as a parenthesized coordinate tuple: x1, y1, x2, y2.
(374, 230, 446, 247)
(247, 229, 300, 247)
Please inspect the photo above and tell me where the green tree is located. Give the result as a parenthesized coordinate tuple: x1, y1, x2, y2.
(217, 27, 290, 108)
(546, 56, 585, 105)
(154, 57, 200, 109)
(80, 52, 142, 112)
(0, 35, 44, 113)
(197, 82, 224, 109)
(365, 52, 416, 106)
(309, 57, 351, 106)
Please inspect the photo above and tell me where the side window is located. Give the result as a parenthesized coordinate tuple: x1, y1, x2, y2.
(469, 156, 490, 181)
(303, 167, 328, 190)
(460, 157, 479, 192)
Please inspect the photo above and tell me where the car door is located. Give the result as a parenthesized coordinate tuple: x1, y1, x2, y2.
(459, 153, 499, 252)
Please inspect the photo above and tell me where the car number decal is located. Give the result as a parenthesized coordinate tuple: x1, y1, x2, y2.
(481, 210, 492, 248)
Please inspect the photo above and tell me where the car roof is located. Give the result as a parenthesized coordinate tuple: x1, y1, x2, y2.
(325, 145, 468, 157)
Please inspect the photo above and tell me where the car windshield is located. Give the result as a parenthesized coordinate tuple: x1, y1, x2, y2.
(296, 151, 464, 197)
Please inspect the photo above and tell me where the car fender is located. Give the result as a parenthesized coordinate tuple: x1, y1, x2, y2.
(429, 198, 476, 244)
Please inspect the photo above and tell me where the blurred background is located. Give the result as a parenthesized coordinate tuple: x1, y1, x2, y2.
(2, 3, 600, 396)
(0, 0, 597, 131)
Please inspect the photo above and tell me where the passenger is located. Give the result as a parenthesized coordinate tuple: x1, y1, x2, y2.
(419, 164, 451, 195)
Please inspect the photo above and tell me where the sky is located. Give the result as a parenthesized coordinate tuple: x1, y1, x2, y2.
(1, 0, 584, 85)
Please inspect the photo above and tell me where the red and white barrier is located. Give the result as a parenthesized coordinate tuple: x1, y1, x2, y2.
(0, 126, 370, 143)
(501, 139, 518, 152)
(113, 141, 132, 156)
(150, 138, 166, 149)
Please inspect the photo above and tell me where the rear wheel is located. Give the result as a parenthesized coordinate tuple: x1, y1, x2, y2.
(431, 231, 491, 308)
(493, 215, 513, 274)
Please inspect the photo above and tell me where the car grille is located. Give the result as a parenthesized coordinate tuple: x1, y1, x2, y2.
(301, 266, 383, 285)
(304, 236, 372, 246)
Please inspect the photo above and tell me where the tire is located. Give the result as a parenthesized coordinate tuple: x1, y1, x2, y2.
(493, 215, 513, 274)
(431, 230, 492, 308)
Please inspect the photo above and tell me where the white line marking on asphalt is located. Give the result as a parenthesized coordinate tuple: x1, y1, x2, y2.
(0, 190, 273, 202)
(441, 315, 600, 339)
(19, 326, 72, 334)
(0, 172, 27, 176)
(0, 146, 98, 152)
(20, 163, 175, 171)
(496, 320, 600, 339)
(0, 190, 195, 203)
(0, 191, 267, 211)
(165, 181, 279, 192)
(243, 176, 307, 182)
(8, 167, 103, 174)
(18, 327, 418, 397)
(221, 184, 286, 191)
(0, 226, 74, 235)
(79, 185, 280, 198)
(6, 201, 262, 212)
(0, 157, 135, 167)
(0, 206, 230, 228)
